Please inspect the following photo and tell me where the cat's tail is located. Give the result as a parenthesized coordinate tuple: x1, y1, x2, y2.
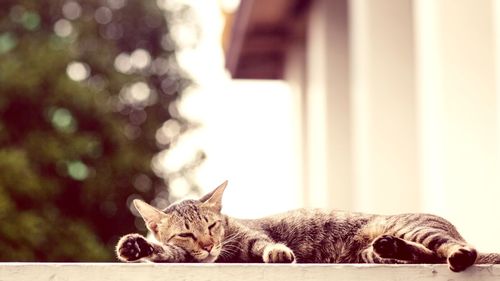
(476, 253, 500, 264)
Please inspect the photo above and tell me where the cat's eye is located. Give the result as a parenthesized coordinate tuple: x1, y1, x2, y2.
(177, 233, 196, 240)
(208, 221, 219, 232)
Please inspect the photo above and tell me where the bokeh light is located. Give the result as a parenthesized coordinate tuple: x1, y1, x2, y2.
(156, 119, 181, 145)
(66, 62, 90, 81)
(53, 19, 73, 37)
(0, 33, 17, 54)
(133, 174, 152, 193)
(151, 57, 169, 75)
(114, 53, 132, 73)
(67, 161, 89, 181)
(130, 49, 152, 70)
(107, 0, 126, 10)
(62, 1, 82, 20)
(50, 108, 77, 133)
(20, 11, 40, 30)
(129, 82, 151, 103)
(95, 7, 113, 25)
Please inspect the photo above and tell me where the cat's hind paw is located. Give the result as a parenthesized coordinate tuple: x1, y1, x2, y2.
(448, 246, 477, 272)
(116, 233, 154, 262)
(263, 243, 295, 263)
(372, 235, 407, 259)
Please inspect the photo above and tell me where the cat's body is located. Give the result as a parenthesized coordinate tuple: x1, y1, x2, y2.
(228, 210, 431, 263)
(116, 181, 500, 272)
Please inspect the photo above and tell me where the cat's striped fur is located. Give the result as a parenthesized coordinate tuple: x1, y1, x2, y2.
(116, 181, 500, 271)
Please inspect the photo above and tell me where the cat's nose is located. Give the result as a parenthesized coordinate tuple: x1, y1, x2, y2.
(202, 243, 214, 252)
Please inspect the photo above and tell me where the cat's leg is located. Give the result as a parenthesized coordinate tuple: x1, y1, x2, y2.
(372, 235, 441, 263)
(418, 231, 477, 272)
(243, 238, 295, 263)
(116, 233, 190, 263)
(224, 218, 295, 263)
(371, 233, 476, 271)
(235, 234, 295, 263)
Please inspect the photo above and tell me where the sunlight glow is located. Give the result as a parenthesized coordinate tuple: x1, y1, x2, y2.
(160, 0, 301, 218)
(219, 0, 241, 13)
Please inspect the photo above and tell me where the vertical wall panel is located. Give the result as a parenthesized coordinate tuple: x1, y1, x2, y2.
(305, 0, 352, 209)
(350, 0, 420, 213)
(416, 0, 500, 252)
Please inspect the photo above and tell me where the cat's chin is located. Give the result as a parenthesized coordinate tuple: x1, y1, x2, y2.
(195, 246, 221, 263)
(199, 254, 218, 263)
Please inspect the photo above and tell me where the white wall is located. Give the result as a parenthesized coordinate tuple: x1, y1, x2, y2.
(415, 0, 500, 253)
(299, 0, 500, 254)
(175, 0, 500, 254)
(304, 0, 353, 210)
(350, 0, 419, 214)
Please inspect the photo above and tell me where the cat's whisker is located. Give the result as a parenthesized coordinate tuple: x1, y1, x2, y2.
(222, 238, 241, 247)
(221, 242, 242, 252)
(222, 232, 244, 246)
(221, 243, 241, 252)
(218, 251, 231, 260)
(223, 232, 244, 242)
(219, 248, 238, 259)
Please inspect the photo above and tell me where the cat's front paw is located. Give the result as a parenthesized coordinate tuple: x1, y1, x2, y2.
(263, 243, 295, 263)
(116, 233, 154, 262)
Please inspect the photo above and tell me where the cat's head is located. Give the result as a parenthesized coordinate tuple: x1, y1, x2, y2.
(133, 181, 228, 263)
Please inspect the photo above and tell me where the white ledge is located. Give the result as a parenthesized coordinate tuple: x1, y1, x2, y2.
(1, 263, 500, 281)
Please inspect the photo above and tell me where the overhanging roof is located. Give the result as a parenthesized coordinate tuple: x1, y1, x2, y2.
(224, 0, 308, 79)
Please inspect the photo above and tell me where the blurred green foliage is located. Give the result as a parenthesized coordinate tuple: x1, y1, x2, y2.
(0, 0, 202, 261)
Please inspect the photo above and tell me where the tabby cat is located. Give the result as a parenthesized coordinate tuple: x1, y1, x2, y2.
(116, 181, 500, 271)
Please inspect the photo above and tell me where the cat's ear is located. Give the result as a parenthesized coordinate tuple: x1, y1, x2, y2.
(133, 199, 165, 233)
(200, 180, 228, 212)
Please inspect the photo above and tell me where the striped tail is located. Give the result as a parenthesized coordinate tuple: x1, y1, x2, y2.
(476, 253, 500, 264)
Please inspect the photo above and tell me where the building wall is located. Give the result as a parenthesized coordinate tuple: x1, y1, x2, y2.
(287, 0, 500, 253)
